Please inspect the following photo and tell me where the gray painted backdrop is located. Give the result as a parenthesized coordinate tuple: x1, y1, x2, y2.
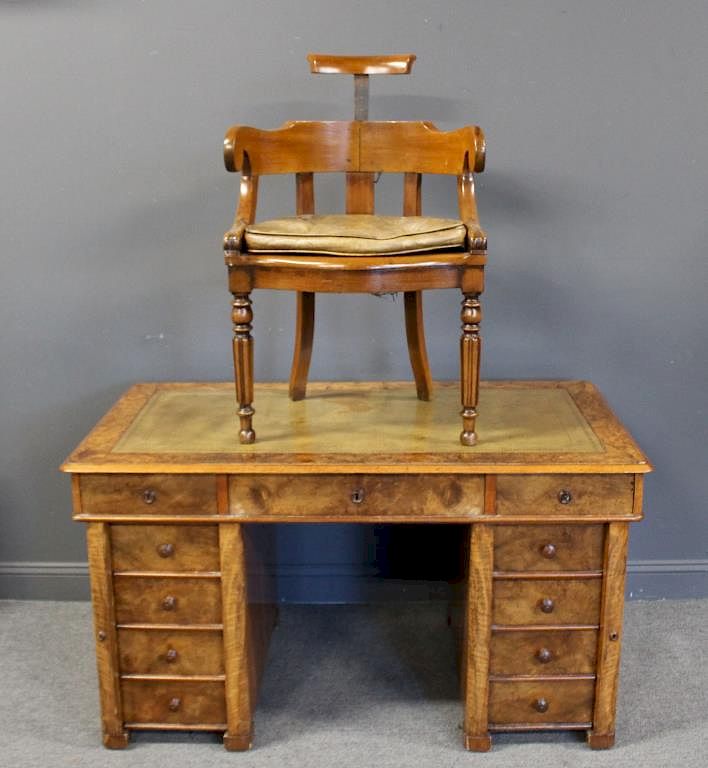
(1, 1, 706, 600)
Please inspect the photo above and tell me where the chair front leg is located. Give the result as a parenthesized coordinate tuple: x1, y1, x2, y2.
(460, 293, 482, 446)
(289, 291, 315, 401)
(231, 292, 255, 444)
(404, 291, 433, 401)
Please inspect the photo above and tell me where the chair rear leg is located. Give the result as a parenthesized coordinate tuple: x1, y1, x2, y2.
(460, 293, 482, 446)
(289, 291, 315, 401)
(404, 291, 433, 401)
(232, 292, 256, 443)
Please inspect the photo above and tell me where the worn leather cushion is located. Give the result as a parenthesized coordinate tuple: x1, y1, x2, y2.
(244, 214, 467, 255)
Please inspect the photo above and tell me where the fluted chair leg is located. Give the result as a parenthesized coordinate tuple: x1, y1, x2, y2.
(460, 293, 482, 446)
(232, 293, 256, 444)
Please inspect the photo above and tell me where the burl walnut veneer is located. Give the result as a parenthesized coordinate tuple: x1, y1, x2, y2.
(62, 380, 650, 751)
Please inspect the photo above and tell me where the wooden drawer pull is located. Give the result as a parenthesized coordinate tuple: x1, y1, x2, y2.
(557, 489, 573, 505)
(533, 697, 549, 713)
(161, 595, 177, 611)
(157, 542, 175, 558)
(168, 697, 181, 712)
(536, 647, 554, 664)
(165, 648, 179, 663)
(142, 488, 157, 505)
(540, 543, 557, 559)
(350, 488, 366, 504)
(539, 597, 555, 614)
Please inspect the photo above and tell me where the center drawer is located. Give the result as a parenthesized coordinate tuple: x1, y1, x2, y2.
(229, 474, 484, 520)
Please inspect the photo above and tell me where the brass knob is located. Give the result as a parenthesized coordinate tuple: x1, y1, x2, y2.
(168, 697, 181, 712)
(557, 489, 573, 505)
(536, 647, 553, 664)
(165, 648, 179, 663)
(540, 597, 555, 614)
(162, 595, 177, 611)
(157, 543, 175, 558)
(142, 488, 157, 505)
(533, 698, 549, 713)
(97, 630, 107, 642)
(351, 488, 365, 504)
(541, 543, 557, 559)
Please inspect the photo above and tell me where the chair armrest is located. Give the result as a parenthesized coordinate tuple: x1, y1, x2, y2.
(463, 219, 487, 251)
(224, 220, 247, 252)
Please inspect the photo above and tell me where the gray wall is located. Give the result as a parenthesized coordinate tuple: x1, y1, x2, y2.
(1, 0, 706, 601)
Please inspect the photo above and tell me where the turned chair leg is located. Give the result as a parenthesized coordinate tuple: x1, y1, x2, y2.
(460, 293, 482, 446)
(289, 291, 315, 401)
(232, 293, 255, 444)
(404, 291, 433, 401)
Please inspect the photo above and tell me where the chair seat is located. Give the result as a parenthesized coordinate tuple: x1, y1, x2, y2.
(244, 214, 467, 256)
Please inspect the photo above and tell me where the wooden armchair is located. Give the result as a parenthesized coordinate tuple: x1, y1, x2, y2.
(223, 117, 487, 446)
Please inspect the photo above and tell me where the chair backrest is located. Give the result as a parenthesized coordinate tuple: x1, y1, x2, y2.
(224, 120, 484, 218)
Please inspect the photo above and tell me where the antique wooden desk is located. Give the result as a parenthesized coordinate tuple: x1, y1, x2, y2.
(61, 380, 650, 751)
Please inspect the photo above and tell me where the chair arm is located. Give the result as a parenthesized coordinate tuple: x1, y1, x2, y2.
(463, 219, 487, 251)
(224, 220, 247, 252)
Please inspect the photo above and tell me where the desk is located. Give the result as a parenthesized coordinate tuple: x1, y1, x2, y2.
(62, 380, 650, 751)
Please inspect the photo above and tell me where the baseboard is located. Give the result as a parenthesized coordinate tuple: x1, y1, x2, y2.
(1, 560, 707, 602)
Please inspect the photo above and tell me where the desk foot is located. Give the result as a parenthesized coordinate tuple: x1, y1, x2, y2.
(224, 727, 253, 751)
(587, 730, 615, 749)
(103, 730, 129, 749)
(464, 732, 492, 751)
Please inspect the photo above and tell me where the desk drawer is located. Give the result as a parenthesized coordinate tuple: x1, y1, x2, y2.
(111, 525, 220, 573)
(490, 629, 598, 675)
(489, 679, 595, 726)
(118, 628, 224, 675)
(114, 576, 222, 625)
(494, 525, 604, 572)
(229, 474, 484, 520)
(80, 474, 218, 517)
(493, 578, 601, 626)
(121, 680, 226, 727)
(495, 474, 634, 517)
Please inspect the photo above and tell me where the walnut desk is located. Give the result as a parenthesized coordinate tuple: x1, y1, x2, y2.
(61, 380, 651, 752)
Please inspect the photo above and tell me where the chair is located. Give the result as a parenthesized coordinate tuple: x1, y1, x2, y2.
(223, 58, 487, 446)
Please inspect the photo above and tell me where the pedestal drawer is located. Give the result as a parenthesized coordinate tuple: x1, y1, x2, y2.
(121, 680, 226, 727)
(493, 578, 602, 626)
(489, 679, 595, 726)
(229, 473, 484, 520)
(111, 525, 220, 572)
(494, 525, 604, 572)
(495, 474, 634, 517)
(117, 628, 224, 675)
(114, 576, 222, 625)
(80, 474, 218, 516)
(490, 629, 598, 675)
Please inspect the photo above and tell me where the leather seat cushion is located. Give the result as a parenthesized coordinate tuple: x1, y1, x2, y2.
(244, 214, 467, 255)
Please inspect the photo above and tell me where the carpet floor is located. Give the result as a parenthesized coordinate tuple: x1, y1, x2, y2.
(0, 599, 706, 768)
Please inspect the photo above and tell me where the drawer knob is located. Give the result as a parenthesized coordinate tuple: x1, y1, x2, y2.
(557, 489, 573, 505)
(533, 697, 549, 713)
(162, 595, 177, 611)
(351, 488, 366, 504)
(168, 697, 181, 712)
(157, 543, 175, 558)
(539, 597, 555, 614)
(165, 648, 179, 663)
(536, 647, 554, 664)
(541, 543, 557, 559)
(142, 488, 157, 505)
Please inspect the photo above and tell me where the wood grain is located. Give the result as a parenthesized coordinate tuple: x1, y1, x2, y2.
(493, 577, 602, 626)
(117, 628, 224, 675)
(493, 524, 605, 572)
(229, 473, 484, 521)
(490, 628, 598, 675)
(589, 522, 630, 748)
(114, 576, 222, 625)
(111, 525, 219, 573)
(86, 523, 129, 748)
(80, 474, 217, 516)
(496, 474, 635, 517)
(463, 524, 493, 751)
(489, 679, 595, 726)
